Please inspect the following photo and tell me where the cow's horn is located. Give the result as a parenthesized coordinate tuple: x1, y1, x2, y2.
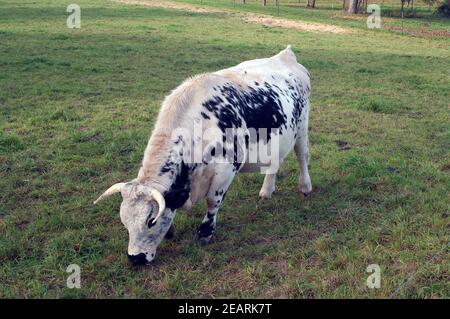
(150, 189, 166, 224)
(93, 183, 126, 204)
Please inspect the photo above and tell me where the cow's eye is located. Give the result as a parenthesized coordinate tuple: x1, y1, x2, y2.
(146, 215, 155, 228)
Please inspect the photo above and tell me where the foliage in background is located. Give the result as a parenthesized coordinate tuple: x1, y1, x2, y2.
(0, 0, 449, 298)
(438, 0, 450, 15)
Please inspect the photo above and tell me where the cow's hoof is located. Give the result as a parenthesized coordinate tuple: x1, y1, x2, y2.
(258, 193, 271, 200)
(165, 225, 174, 239)
(259, 189, 274, 200)
(299, 183, 312, 196)
(197, 221, 214, 246)
(197, 231, 212, 246)
(198, 237, 211, 246)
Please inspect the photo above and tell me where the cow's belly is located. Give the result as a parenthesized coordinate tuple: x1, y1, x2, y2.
(240, 128, 297, 173)
(239, 163, 265, 173)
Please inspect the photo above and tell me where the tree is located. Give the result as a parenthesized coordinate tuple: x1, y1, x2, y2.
(307, 0, 316, 8)
(347, 0, 360, 13)
(400, 0, 415, 17)
(437, 0, 450, 16)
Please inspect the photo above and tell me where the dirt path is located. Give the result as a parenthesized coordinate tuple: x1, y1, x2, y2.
(115, 0, 352, 34)
(116, 0, 224, 13)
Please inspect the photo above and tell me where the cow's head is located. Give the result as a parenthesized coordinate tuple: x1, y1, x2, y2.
(94, 182, 174, 265)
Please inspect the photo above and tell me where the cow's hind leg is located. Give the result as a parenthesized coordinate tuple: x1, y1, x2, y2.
(259, 173, 277, 199)
(197, 165, 236, 246)
(294, 134, 312, 195)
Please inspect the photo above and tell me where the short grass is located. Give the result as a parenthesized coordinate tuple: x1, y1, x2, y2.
(0, 0, 449, 298)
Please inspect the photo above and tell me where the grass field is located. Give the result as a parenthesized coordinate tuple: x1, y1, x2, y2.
(0, 0, 449, 298)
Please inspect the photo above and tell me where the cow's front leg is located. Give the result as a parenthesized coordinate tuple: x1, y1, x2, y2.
(197, 166, 235, 245)
(197, 199, 221, 246)
(165, 224, 174, 239)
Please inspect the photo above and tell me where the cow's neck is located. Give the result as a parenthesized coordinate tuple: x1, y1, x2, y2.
(137, 132, 191, 210)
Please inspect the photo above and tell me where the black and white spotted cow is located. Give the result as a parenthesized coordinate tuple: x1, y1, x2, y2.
(94, 45, 312, 265)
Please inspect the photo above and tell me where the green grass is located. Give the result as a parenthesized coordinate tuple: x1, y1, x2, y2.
(0, 0, 449, 298)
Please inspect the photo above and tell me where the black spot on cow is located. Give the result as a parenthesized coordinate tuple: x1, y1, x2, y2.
(159, 161, 174, 174)
(162, 161, 191, 210)
(201, 111, 210, 120)
(215, 189, 224, 196)
(231, 133, 244, 172)
(202, 82, 291, 142)
(174, 135, 183, 144)
(201, 79, 307, 170)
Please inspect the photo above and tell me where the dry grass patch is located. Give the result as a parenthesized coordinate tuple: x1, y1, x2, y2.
(115, 0, 352, 34)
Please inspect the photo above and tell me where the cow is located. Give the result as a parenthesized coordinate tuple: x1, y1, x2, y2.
(94, 45, 312, 265)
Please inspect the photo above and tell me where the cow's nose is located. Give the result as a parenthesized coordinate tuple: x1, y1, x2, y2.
(127, 253, 147, 266)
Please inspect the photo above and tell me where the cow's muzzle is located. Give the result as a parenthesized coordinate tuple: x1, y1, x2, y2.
(127, 253, 147, 266)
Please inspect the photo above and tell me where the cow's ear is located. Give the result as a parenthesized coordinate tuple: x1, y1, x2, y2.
(164, 189, 190, 210)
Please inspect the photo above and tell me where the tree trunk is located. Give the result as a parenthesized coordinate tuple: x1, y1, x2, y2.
(347, 0, 359, 13)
